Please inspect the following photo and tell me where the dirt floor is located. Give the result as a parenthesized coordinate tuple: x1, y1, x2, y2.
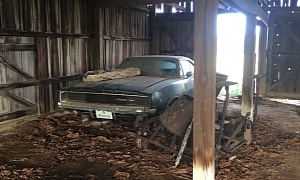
(0, 98, 300, 180)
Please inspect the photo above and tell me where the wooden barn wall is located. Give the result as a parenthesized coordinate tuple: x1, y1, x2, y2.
(95, 7, 150, 70)
(0, 2, 151, 118)
(0, 37, 36, 115)
(153, 14, 194, 58)
(266, 10, 300, 99)
(0, 0, 91, 117)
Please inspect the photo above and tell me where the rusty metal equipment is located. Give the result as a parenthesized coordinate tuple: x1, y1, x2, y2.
(160, 95, 193, 137)
(137, 81, 249, 167)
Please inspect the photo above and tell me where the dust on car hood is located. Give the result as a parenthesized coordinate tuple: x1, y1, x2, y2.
(61, 76, 169, 94)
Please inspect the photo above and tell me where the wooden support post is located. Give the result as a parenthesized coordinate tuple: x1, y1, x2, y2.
(242, 13, 256, 143)
(149, 5, 156, 54)
(258, 25, 268, 97)
(193, 0, 218, 179)
(51, 39, 60, 110)
(36, 38, 50, 114)
(266, 17, 274, 92)
(92, 7, 104, 70)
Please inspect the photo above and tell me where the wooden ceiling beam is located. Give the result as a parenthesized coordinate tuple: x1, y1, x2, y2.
(91, 0, 268, 25)
(220, 0, 268, 26)
(91, 0, 191, 6)
(164, 3, 186, 11)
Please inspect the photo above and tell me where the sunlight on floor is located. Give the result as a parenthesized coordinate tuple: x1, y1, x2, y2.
(268, 98, 300, 106)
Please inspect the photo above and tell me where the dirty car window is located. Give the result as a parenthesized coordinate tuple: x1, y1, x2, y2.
(118, 58, 178, 77)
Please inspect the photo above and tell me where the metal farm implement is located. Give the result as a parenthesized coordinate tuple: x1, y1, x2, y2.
(136, 81, 251, 167)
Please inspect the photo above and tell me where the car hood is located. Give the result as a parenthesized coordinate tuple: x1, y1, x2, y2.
(61, 76, 170, 94)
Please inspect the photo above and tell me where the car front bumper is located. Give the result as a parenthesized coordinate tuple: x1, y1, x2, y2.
(58, 101, 156, 116)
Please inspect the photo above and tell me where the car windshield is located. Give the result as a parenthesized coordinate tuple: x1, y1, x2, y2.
(117, 58, 179, 77)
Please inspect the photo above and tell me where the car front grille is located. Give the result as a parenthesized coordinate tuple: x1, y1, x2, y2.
(60, 91, 151, 106)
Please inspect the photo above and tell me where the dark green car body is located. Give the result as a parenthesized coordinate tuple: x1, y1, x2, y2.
(58, 55, 227, 119)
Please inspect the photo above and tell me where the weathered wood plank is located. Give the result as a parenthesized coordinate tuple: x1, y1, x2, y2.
(0, 60, 8, 112)
(0, 1, 4, 29)
(38, 0, 47, 32)
(22, 37, 37, 110)
(2, 0, 15, 29)
(193, 0, 218, 179)
(92, 8, 101, 70)
(49, 0, 58, 33)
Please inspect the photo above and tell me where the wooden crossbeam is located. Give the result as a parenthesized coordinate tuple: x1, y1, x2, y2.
(0, 91, 37, 108)
(220, 0, 268, 26)
(164, 3, 186, 11)
(0, 29, 93, 39)
(0, 109, 36, 122)
(0, 74, 83, 91)
(91, 0, 192, 6)
(0, 56, 35, 80)
(0, 44, 36, 51)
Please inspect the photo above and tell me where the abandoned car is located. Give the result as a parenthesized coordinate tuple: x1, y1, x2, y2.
(58, 55, 227, 121)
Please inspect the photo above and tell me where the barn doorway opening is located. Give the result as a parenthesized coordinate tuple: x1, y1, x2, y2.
(217, 13, 260, 96)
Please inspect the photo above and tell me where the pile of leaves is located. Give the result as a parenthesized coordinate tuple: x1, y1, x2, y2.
(0, 114, 191, 179)
(0, 102, 299, 179)
(216, 119, 300, 179)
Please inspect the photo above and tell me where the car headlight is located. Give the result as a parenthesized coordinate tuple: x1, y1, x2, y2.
(151, 92, 163, 107)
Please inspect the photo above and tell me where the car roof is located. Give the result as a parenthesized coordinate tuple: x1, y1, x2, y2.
(124, 55, 226, 76)
(126, 55, 193, 61)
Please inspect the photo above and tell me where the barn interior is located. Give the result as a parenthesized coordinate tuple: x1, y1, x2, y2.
(0, 0, 300, 179)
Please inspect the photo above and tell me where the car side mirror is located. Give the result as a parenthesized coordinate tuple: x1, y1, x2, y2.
(186, 71, 193, 77)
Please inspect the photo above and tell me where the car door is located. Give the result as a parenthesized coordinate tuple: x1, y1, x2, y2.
(179, 60, 194, 93)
